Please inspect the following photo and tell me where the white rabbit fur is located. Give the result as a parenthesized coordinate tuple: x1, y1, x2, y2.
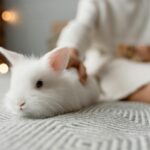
(0, 47, 99, 118)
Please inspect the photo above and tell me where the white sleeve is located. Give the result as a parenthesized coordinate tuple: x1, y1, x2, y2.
(57, 0, 98, 55)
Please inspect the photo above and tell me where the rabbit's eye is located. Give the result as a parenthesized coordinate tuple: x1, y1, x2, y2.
(36, 80, 43, 89)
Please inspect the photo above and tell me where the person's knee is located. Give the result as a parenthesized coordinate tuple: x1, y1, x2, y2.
(127, 84, 150, 103)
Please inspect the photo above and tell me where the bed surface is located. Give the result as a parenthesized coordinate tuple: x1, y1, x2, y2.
(0, 74, 150, 150)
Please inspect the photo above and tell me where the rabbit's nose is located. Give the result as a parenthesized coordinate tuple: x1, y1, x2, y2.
(18, 101, 26, 110)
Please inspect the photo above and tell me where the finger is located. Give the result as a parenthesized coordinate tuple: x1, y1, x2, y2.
(81, 64, 87, 80)
(79, 64, 87, 84)
(66, 57, 87, 84)
(67, 57, 79, 69)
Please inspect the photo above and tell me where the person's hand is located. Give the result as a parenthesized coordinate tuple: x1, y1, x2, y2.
(117, 44, 150, 62)
(136, 45, 150, 62)
(67, 48, 87, 84)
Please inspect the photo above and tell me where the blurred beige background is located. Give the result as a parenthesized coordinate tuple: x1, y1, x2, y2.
(1, 0, 79, 55)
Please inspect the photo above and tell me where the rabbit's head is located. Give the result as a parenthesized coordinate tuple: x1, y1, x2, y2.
(0, 47, 70, 118)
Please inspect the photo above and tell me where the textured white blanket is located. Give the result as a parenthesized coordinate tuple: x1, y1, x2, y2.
(0, 74, 150, 150)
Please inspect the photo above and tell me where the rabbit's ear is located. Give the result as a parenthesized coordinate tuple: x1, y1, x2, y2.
(41, 47, 70, 72)
(0, 47, 23, 66)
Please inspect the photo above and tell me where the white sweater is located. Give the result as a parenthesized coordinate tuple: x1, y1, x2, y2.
(57, 0, 150, 101)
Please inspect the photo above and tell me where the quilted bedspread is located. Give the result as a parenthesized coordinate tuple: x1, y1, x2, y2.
(0, 75, 150, 150)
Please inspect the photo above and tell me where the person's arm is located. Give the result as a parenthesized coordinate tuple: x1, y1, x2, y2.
(57, 0, 98, 84)
(57, 0, 98, 56)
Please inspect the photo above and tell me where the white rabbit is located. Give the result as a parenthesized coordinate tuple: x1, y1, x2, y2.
(0, 47, 99, 118)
